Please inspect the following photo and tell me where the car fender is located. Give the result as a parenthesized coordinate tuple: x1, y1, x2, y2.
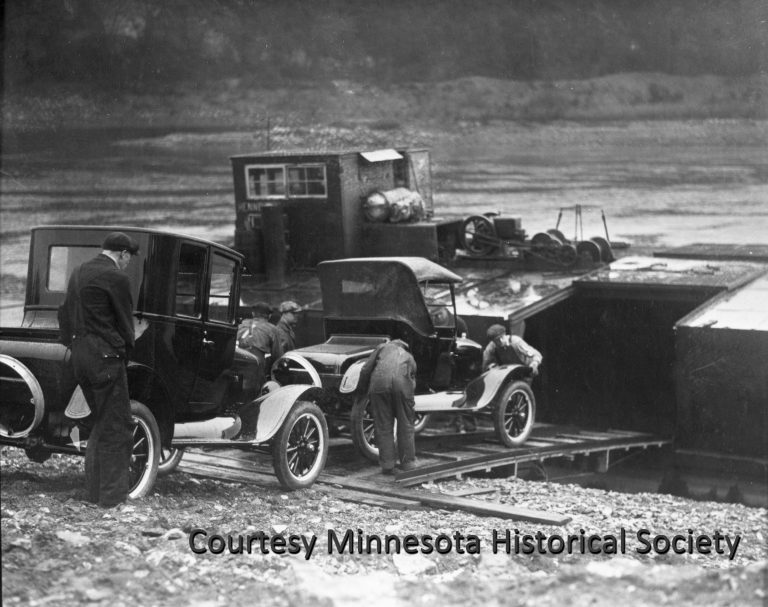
(237, 383, 326, 443)
(453, 364, 531, 411)
(339, 359, 366, 394)
(272, 352, 322, 387)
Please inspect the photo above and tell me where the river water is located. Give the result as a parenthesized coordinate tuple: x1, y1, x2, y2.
(2, 119, 767, 285)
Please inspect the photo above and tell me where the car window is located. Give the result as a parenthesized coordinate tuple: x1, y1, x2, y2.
(341, 279, 375, 294)
(47, 246, 100, 291)
(176, 243, 206, 318)
(421, 282, 455, 328)
(208, 253, 236, 323)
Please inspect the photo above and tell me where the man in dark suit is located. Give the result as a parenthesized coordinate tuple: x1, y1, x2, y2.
(59, 232, 139, 508)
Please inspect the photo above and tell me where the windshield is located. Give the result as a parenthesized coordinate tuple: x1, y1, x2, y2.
(421, 281, 456, 328)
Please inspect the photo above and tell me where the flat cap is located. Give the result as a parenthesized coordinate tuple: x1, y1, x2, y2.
(279, 300, 302, 314)
(102, 231, 139, 254)
(486, 324, 507, 340)
(251, 301, 273, 316)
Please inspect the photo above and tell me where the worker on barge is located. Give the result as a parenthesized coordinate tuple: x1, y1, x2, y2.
(483, 322, 542, 375)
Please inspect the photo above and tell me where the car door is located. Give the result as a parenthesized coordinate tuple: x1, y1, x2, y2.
(422, 281, 458, 388)
(169, 241, 208, 417)
(186, 250, 240, 414)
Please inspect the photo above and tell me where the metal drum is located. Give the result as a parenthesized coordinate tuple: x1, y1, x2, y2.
(364, 188, 425, 223)
(363, 191, 390, 222)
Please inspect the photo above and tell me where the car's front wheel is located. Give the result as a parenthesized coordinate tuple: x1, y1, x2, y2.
(493, 381, 536, 447)
(128, 400, 161, 499)
(271, 401, 329, 490)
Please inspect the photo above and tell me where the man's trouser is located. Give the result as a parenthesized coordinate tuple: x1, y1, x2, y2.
(369, 388, 416, 471)
(72, 338, 133, 507)
(243, 348, 267, 393)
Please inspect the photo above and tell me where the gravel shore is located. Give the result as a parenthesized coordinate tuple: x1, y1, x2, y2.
(2, 448, 766, 606)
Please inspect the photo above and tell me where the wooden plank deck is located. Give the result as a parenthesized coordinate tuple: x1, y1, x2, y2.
(174, 423, 669, 526)
(178, 448, 572, 525)
(394, 424, 671, 486)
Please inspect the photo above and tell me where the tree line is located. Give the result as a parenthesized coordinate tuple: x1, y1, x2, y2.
(4, 0, 765, 89)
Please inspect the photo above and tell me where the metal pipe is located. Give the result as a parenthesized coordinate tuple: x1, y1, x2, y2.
(602, 209, 611, 243)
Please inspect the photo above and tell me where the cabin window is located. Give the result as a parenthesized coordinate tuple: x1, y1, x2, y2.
(287, 165, 327, 196)
(246, 166, 285, 198)
(245, 164, 327, 200)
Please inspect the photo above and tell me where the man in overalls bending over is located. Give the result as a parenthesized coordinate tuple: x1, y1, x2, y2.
(359, 339, 417, 475)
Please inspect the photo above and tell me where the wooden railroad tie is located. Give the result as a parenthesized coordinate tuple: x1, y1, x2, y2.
(179, 450, 572, 526)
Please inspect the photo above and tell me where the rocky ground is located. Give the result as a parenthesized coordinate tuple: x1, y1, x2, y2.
(1, 447, 766, 606)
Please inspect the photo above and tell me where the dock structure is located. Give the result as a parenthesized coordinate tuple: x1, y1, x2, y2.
(655, 243, 768, 263)
(241, 245, 768, 468)
(394, 424, 670, 486)
(674, 270, 768, 459)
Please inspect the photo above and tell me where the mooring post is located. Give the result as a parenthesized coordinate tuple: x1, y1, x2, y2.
(261, 204, 287, 287)
(594, 450, 610, 473)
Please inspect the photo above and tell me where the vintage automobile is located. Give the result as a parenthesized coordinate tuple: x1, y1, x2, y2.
(0, 226, 328, 495)
(268, 257, 536, 461)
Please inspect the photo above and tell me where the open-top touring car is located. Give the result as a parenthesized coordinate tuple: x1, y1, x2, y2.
(267, 257, 537, 461)
(0, 226, 329, 495)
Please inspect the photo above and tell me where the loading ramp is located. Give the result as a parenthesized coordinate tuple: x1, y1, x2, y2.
(174, 422, 668, 524)
(395, 423, 670, 486)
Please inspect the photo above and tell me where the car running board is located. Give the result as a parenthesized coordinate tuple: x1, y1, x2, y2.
(415, 391, 469, 413)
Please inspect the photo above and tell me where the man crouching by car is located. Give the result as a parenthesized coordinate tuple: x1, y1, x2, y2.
(358, 339, 417, 475)
(483, 323, 542, 376)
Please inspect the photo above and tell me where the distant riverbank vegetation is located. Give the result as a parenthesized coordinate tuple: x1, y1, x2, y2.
(6, 0, 765, 86)
(3, 0, 766, 128)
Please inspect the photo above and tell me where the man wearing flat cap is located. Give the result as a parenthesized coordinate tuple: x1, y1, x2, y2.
(482, 323, 542, 375)
(276, 300, 302, 353)
(58, 231, 139, 508)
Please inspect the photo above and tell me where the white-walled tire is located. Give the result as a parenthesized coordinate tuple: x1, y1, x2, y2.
(493, 381, 535, 447)
(272, 401, 328, 490)
(128, 400, 161, 499)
